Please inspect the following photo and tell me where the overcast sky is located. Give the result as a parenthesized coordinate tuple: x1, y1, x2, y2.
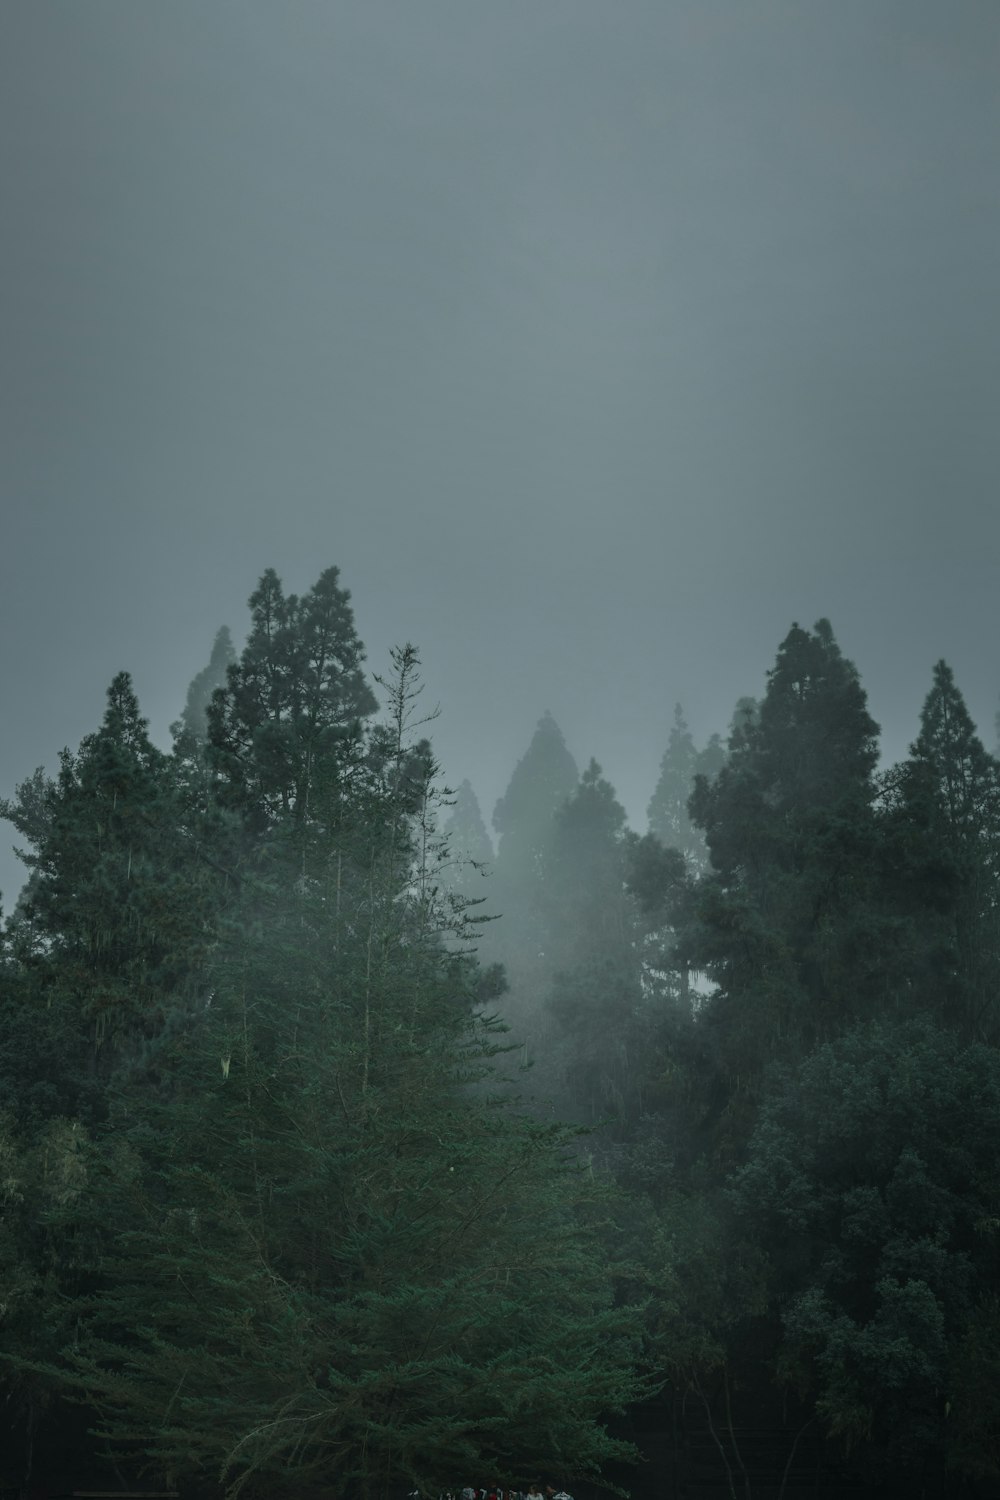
(2, 1, 998, 902)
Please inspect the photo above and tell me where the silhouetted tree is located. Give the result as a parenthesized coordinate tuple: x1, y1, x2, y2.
(1, 673, 213, 1056)
(492, 711, 578, 888)
(174, 624, 236, 745)
(687, 620, 883, 1099)
(887, 661, 1000, 1039)
(540, 762, 649, 1126)
(488, 713, 578, 1042)
(648, 705, 701, 865)
(208, 567, 377, 840)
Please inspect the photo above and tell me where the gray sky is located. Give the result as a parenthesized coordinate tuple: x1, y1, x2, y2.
(2, 0, 998, 902)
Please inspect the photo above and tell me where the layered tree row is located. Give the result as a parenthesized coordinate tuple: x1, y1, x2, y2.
(447, 620, 1000, 1489)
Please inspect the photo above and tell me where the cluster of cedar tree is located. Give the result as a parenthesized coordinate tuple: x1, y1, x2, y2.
(1, 567, 1000, 1500)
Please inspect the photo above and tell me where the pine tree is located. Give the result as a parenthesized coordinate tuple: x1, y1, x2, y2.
(488, 713, 579, 1038)
(687, 621, 883, 1090)
(890, 661, 1000, 1039)
(0, 676, 217, 1482)
(174, 625, 236, 745)
(55, 660, 644, 1500)
(647, 706, 701, 865)
(543, 762, 648, 1128)
(208, 568, 377, 839)
(754, 618, 878, 809)
(647, 707, 723, 876)
(1, 673, 214, 1056)
(549, 760, 633, 967)
(492, 711, 578, 886)
(910, 661, 997, 843)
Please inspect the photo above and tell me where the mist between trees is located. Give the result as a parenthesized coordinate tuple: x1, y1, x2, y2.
(2, 565, 1000, 1500)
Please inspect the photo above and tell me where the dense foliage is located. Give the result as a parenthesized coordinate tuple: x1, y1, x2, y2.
(0, 578, 642, 1500)
(2, 584, 1000, 1500)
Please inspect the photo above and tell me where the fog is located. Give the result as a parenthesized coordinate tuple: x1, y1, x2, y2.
(2, 0, 998, 904)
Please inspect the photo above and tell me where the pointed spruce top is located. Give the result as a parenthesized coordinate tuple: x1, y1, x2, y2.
(756, 618, 879, 803)
(177, 626, 236, 743)
(492, 711, 578, 839)
(909, 659, 997, 832)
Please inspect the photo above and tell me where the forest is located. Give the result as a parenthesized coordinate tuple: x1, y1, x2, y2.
(1, 565, 999, 1500)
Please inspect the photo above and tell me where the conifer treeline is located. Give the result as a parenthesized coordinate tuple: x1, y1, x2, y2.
(447, 619, 1000, 1491)
(2, 575, 1000, 1498)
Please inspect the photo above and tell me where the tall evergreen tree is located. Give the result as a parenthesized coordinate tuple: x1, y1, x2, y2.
(647, 707, 724, 876)
(647, 706, 701, 865)
(688, 620, 883, 1091)
(548, 760, 633, 967)
(752, 618, 878, 808)
(910, 661, 997, 844)
(492, 711, 578, 886)
(53, 655, 644, 1500)
(174, 625, 236, 745)
(1, 674, 214, 1055)
(889, 661, 1000, 1039)
(543, 762, 648, 1128)
(0, 677, 220, 1485)
(208, 568, 377, 839)
(487, 713, 579, 1036)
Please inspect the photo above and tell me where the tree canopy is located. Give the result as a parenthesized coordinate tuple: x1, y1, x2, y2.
(3, 591, 1000, 1500)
